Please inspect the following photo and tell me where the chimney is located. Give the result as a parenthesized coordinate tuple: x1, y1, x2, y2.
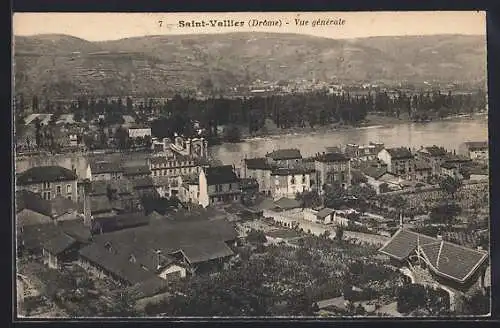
(399, 212, 403, 228)
(155, 250, 162, 271)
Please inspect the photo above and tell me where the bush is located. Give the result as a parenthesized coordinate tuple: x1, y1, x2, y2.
(246, 229, 267, 244)
(397, 285, 450, 315)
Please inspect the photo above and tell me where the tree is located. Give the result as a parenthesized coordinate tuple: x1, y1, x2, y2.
(429, 203, 461, 226)
(246, 229, 267, 244)
(323, 181, 347, 208)
(296, 190, 321, 209)
(335, 225, 344, 242)
(439, 176, 463, 200)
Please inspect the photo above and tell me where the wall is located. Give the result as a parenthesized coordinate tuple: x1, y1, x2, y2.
(20, 179, 78, 201)
(198, 170, 209, 208)
(158, 264, 187, 280)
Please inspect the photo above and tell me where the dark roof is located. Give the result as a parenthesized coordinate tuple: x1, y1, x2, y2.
(123, 165, 151, 176)
(240, 178, 259, 189)
(414, 160, 432, 171)
(245, 158, 272, 170)
(180, 240, 234, 264)
(379, 229, 438, 261)
(317, 208, 335, 218)
(42, 232, 77, 255)
(17, 166, 77, 185)
(132, 177, 155, 189)
(79, 243, 159, 285)
(266, 149, 302, 160)
(90, 161, 123, 174)
(274, 197, 301, 210)
(360, 164, 387, 179)
(385, 148, 413, 160)
(16, 190, 52, 216)
(204, 165, 239, 185)
(379, 229, 488, 283)
(464, 141, 488, 150)
(315, 152, 349, 163)
(17, 209, 53, 226)
(441, 162, 458, 170)
(50, 196, 78, 217)
(271, 167, 314, 176)
(127, 277, 170, 300)
(423, 146, 448, 157)
(20, 224, 62, 251)
(91, 220, 238, 271)
(90, 180, 109, 196)
(325, 146, 342, 153)
(58, 219, 92, 243)
(94, 212, 150, 233)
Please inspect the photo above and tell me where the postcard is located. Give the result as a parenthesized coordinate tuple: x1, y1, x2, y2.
(12, 11, 490, 319)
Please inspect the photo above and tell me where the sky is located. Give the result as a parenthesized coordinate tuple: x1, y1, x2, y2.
(13, 11, 486, 41)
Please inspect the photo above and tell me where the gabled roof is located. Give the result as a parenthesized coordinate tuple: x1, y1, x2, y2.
(315, 152, 349, 163)
(317, 208, 335, 218)
(50, 196, 78, 217)
(41, 232, 77, 255)
(16, 190, 52, 216)
(79, 243, 159, 285)
(379, 229, 438, 261)
(58, 219, 92, 243)
(17, 166, 77, 185)
(204, 165, 239, 185)
(127, 277, 170, 301)
(17, 209, 53, 227)
(244, 158, 272, 170)
(422, 146, 448, 157)
(385, 147, 413, 160)
(179, 240, 234, 264)
(94, 212, 150, 233)
(274, 197, 301, 210)
(360, 165, 387, 179)
(266, 149, 302, 161)
(379, 228, 488, 284)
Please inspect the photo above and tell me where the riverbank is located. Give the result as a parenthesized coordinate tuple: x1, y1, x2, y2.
(240, 111, 487, 142)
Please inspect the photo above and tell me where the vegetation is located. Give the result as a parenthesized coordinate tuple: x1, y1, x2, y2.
(396, 285, 450, 315)
(461, 287, 490, 315)
(428, 203, 462, 226)
(439, 176, 463, 200)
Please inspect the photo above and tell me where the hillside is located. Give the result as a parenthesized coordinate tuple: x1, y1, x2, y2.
(13, 32, 487, 98)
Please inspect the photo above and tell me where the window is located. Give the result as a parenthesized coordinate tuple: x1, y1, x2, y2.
(67, 195, 72, 200)
(228, 184, 232, 191)
(66, 184, 71, 194)
(291, 176, 295, 184)
(56, 185, 61, 195)
(43, 182, 50, 189)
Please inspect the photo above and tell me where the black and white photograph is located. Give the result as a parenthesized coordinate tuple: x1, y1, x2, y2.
(13, 11, 490, 318)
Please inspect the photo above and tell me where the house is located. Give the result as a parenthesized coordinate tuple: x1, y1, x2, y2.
(127, 127, 152, 139)
(270, 167, 314, 200)
(345, 142, 384, 162)
(413, 160, 433, 182)
(17, 166, 78, 201)
(316, 208, 335, 224)
(459, 141, 488, 162)
(265, 148, 302, 166)
(41, 232, 79, 269)
(416, 145, 448, 176)
(314, 152, 351, 192)
(123, 164, 151, 180)
(463, 165, 489, 181)
(149, 155, 201, 180)
(16, 190, 80, 224)
(78, 219, 238, 285)
(377, 147, 414, 179)
(178, 175, 200, 204)
(441, 162, 461, 179)
(89, 179, 138, 213)
(242, 157, 274, 196)
(379, 228, 489, 295)
(89, 161, 124, 181)
(240, 178, 259, 194)
(198, 165, 241, 208)
(92, 212, 151, 234)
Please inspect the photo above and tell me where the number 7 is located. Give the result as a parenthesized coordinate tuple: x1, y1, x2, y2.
(158, 20, 163, 27)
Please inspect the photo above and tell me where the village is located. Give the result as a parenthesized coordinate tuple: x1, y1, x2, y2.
(15, 129, 490, 317)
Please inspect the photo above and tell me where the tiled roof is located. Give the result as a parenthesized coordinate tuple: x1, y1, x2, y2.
(58, 219, 92, 243)
(50, 196, 78, 217)
(315, 152, 349, 163)
(204, 165, 239, 185)
(17, 166, 77, 185)
(16, 190, 52, 216)
(79, 243, 158, 285)
(41, 232, 77, 255)
(360, 164, 387, 179)
(180, 240, 234, 264)
(266, 149, 302, 160)
(94, 212, 150, 233)
(423, 146, 448, 157)
(90, 180, 109, 195)
(385, 147, 413, 160)
(17, 209, 53, 227)
(274, 197, 301, 210)
(379, 229, 438, 260)
(414, 160, 432, 171)
(379, 229, 488, 283)
(245, 158, 272, 170)
(127, 277, 170, 301)
(441, 162, 458, 170)
(316, 208, 335, 218)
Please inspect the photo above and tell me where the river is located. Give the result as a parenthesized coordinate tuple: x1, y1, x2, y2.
(15, 116, 488, 178)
